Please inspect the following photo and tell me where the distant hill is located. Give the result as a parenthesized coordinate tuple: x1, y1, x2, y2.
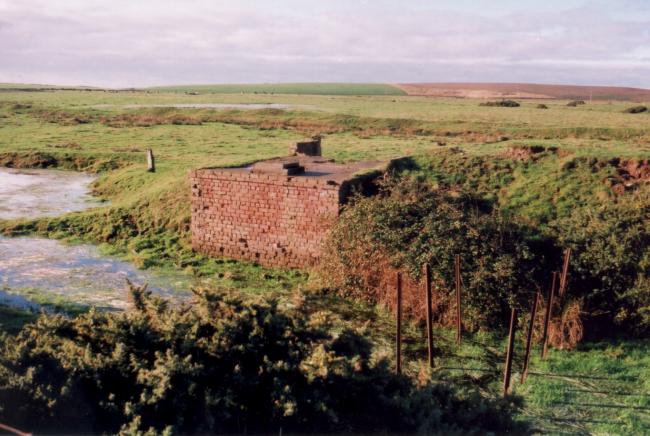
(3, 81, 648, 100)
(0, 83, 102, 91)
(396, 83, 650, 101)
(147, 83, 406, 96)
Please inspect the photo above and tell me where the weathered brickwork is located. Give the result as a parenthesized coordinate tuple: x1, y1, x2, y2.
(190, 169, 344, 268)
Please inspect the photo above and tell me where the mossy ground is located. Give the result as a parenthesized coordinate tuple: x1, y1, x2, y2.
(1, 89, 649, 433)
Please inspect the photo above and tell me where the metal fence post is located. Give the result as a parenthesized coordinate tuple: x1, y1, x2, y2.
(503, 307, 518, 396)
(521, 291, 540, 384)
(396, 271, 402, 374)
(558, 248, 571, 296)
(541, 272, 557, 359)
(455, 255, 462, 345)
(424, 264, 434, 367)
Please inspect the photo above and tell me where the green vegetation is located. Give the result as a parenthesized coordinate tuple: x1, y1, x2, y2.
(147, 83, 406, 96)
(0, 88, 649, 433)
(383, 150, 650, 337)
(319, 177, 546, 331)
(624, 105, 648, 114)
(479, 99, 521, 107)
(519, 341, 650, 434)
(0, 286, 522, 434)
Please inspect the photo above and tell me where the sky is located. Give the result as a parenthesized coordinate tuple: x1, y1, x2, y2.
(1, 0, 650, 88)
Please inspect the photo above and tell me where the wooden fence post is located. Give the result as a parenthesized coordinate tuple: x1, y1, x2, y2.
(396, 271, 402, 374)
(541, 272, 557, 359)
(521, 291, 540, 384)
(455, 255, 462, 345)
(147, 148, 155, 173)
(503, 307, 517, 397)
(424, 264, 434, 368)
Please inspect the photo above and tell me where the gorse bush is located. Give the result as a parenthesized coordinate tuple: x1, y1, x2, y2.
(318, 177, 548, 331)
(624, 105, 648, 114)
(0, 286, 522, 435)
(479, 100, 521, 107)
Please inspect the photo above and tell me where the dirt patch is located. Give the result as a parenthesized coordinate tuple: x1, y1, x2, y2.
(395, 82, 650, 101)
(607, 159, 650, 195)
(503, 145, 557, 160)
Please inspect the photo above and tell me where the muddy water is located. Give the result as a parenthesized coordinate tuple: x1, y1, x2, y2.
(0, 168, 190, 310)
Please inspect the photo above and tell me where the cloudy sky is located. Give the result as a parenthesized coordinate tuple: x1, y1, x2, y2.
(1, 0, 649, 88)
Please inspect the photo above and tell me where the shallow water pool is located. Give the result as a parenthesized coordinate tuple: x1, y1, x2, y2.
(0, 167, 103, 220)
(0, 167, 192, 311)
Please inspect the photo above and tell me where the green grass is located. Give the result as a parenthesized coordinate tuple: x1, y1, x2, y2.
(0, 91, 648, 296)
(146, 83, 406, 96)
(519, 341, 650, 434)
(299, 291, 650, 434)
(1, 88, 649, 433)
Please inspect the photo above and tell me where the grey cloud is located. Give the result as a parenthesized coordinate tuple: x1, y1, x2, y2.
(0, 0, 649, 87)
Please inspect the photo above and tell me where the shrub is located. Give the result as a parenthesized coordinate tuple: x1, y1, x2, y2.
(624, 105, 648, 114)
(479, 100, 521, 107)
(318, 177, 547, 331)
(536, 104, 549, 109)
(552, 188, 650, 336)
(378, 154, 650, 339)
(566, 100, 586, 107)
(0, 286, 523, 434)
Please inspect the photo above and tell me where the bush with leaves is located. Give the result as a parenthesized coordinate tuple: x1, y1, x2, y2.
(0, 286, 523, 434)
(479, 100, 520, 107)
(318, 177, 549, 331)
(623, 105, 648, 114)
(551, 189, 650, 336)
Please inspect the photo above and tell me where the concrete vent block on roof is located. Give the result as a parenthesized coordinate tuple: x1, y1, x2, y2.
(251, 159, 305, 176)
(290, 136, 321, 157)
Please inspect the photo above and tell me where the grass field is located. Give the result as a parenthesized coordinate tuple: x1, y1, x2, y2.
(0, 88, 649, 433)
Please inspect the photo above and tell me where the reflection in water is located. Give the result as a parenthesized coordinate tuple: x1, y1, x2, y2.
(0, 167, 103, 220)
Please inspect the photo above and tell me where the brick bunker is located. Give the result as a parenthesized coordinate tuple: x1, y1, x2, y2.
(190, 151, 388, 268)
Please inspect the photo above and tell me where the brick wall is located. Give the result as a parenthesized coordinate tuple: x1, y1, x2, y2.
(190, 169, 342, 268)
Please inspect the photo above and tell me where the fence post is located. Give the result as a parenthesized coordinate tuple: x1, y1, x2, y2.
(147, 148, 156, 173)
(541, 272, 557, 359)
(503, 307, 517, 397)
(396, 271, 402, 374)
(521, 291, 540, 384)
(455, 255, 462, 345)
(558, 248, 571, 296)
(424, 264, 434, 368)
